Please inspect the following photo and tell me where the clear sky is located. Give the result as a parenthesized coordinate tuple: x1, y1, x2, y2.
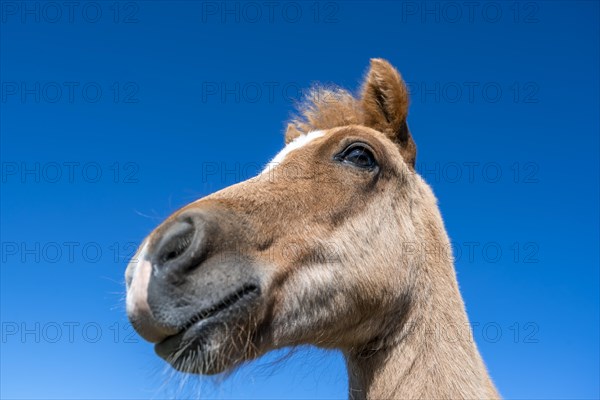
(1, 1, 598, 399)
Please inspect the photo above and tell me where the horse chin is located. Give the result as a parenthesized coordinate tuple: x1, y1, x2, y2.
(154, 290, 262, 375)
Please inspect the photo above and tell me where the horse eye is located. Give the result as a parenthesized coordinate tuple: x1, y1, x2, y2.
(335, 144, 377, 170)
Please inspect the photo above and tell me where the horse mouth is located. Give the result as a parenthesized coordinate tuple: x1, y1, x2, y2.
(154, 284, 260, 363)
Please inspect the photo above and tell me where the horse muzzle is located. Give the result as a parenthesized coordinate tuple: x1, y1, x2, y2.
(125, 208, 263, 346)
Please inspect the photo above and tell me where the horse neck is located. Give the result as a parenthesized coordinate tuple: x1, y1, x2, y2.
(343, 216, 499, 399)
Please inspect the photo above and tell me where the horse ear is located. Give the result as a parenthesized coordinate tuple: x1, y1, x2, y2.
(361, 58, 416, 168)
(285, 123, 303, 144)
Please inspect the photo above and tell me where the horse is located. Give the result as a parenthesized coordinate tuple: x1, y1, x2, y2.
(125, 59, 500, 399)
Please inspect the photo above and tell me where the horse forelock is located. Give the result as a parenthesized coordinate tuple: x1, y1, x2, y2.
(287, 86, 365, 138)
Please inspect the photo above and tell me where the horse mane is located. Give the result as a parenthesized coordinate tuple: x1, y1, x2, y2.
(286, 85, 365, 140)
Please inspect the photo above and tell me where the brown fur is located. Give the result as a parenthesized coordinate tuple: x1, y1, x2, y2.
(126, 59, 500, 399)
(286, 59, 417, 168)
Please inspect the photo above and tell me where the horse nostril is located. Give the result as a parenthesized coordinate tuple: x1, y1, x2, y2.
(155, 219, 196, 266)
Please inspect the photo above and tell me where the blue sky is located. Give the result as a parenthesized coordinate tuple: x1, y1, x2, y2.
(1, 1, 598, 399)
